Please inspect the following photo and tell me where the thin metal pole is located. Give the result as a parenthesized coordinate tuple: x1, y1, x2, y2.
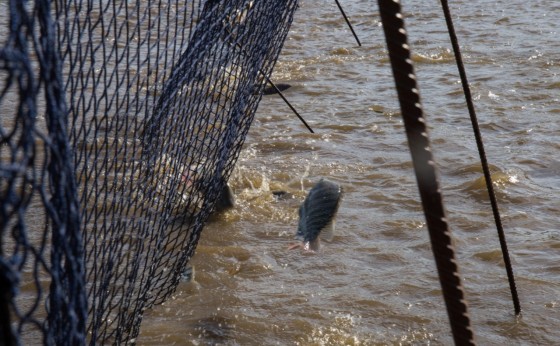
(224, 27, 314, 133)
(334, 0, 362, 46)
(439, 0, 520, 315)
(263, 77, 314, 133)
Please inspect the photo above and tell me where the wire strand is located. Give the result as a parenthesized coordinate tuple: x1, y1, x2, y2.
(439, 0, 521, 316)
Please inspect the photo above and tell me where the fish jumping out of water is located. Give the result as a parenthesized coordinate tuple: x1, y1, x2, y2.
(186, 171, 235, 214)
(289, 179, 343, 251)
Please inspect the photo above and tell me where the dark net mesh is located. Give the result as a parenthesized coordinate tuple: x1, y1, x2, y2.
(1, 0, 298, 344)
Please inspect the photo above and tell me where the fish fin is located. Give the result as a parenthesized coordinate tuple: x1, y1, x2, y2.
(288, 242, 302, 250)
(214, 183, 235, 212)
(181, 265, 195, 282)
(294, 204, 306, 240)
(308, 238, 320, 252)
(320, 218, 335, 242)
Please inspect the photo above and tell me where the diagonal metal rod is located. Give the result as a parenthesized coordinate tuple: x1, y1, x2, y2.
(439, 0, 520, 315)
(224, 27, 314, 133)
(334, 0, 362, 46)
(263, 76, 314, 133)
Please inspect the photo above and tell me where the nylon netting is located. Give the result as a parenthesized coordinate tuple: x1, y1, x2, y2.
(0, 0, 298, 344)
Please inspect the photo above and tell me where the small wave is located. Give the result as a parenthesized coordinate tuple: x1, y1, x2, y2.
(463, 171, 518, 192)
(410, 49, 455, 64)
(473, 249, 505, 264)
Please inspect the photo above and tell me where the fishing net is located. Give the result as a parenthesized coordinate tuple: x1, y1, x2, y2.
(0, 0, 298, 344)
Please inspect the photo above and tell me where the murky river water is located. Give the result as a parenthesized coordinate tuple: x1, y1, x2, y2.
(134, 0, 560, 344)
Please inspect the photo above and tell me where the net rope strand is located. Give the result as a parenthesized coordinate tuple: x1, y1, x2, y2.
(439, 0, 521, 316)
(37, 0, 89, 343)
(376, 0, 476, 344)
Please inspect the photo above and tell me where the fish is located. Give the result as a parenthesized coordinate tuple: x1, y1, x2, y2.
(189, 175, 235, 214)
(261, 83, 292, 95)
(289, 179, 343, 251)
(214, 181, 235, 213)
(192, 315, 234, 342)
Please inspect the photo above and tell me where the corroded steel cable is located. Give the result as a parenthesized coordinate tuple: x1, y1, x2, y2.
(377, 0, 476, 344)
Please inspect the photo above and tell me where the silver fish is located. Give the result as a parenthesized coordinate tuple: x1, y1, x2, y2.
(290, 179, 343, 251)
